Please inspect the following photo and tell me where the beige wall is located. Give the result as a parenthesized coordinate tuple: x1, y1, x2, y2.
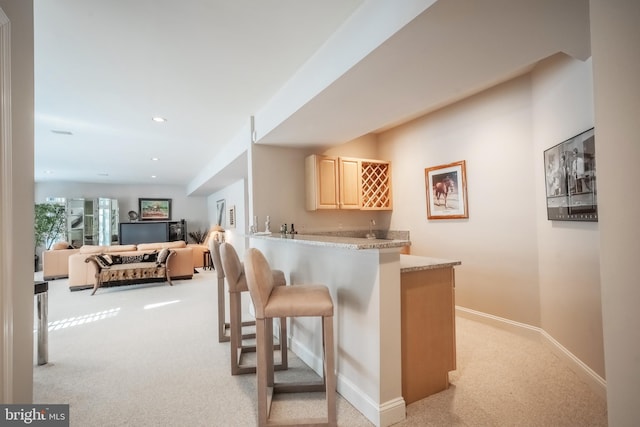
(35, 181, 210, 240)
(379, 74, 542, 328)
(0, 0, 34, 403)
(240, 56, 608, 410)
(590, 0, 640, 424)
(208, 178, 252, 321)
(378, 55, 605, 378)
(3, 1, 637, 419)
(245, 54, 606, 382)
(531, 55, 603, 377)
(246, 61, 604, 377)
(207, 178, 247, 251)
(249, 140, 393, 235)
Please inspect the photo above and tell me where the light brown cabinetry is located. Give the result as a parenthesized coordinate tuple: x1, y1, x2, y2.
(401, 266, 456, 404)
(338, 157, 361, 209)
(360, 159, 392, 210)
(305, 154, 392, 211)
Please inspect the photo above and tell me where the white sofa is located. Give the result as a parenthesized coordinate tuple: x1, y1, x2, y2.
(67, 241, 194, 291)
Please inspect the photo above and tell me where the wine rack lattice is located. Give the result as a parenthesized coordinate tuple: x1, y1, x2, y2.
(361, 161, 392, 209)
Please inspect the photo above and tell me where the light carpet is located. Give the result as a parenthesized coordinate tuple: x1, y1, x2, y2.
(32, 270, 607, 426)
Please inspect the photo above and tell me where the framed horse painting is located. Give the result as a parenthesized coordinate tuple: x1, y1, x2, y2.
(424, 160, 469, 220)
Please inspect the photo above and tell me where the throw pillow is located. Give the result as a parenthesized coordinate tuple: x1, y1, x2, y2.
(157, 248, 170, 265)
(120, 254, 145, 264)
(110, 254, 122, 265)
(142, 251, 158, 263)
(93, 254, 112, 268)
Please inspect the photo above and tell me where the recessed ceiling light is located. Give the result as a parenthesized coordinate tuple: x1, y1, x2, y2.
(151, 175, 157, 179)
(151, 157, 159, 161)
(152, 117, 167, 123)
(44, 170, 53, 174)
(51, 130, 73, 135)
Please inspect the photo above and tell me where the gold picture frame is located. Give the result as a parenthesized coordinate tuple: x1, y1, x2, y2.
(138, 198, 172, 220)
(424, 160, 468, 220)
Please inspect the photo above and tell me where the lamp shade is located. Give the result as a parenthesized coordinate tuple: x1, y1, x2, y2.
(212, 224, 225, 242)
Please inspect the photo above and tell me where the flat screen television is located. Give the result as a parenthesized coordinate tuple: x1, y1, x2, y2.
(119, 222, 169, 245)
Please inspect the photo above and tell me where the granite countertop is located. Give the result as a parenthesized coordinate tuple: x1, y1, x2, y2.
(249, 233, 410, 250)
(400, 254, 461, 272)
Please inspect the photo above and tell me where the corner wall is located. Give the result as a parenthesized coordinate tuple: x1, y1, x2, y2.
(590, 0, 640, 423)
(207, 178, 247, 252)
(378, 55, 604, 379)
(0, 0, 34, 403)
(531, 54, 603, 377)
(250, 137, 393, 236)
(35, 182, 209, 237)
(233, 51, 606, 394)
(379, 74, 541, 328)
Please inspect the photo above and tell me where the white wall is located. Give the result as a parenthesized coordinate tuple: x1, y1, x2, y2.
(531, 55, 604, 377)
(245, 65, 604, 382)
(379, 74, 541, 327)
(377, 55, 605, 379)
(590, 0, 640, 424)
(250, 136, 394, 235)
(0, 0, 34, 403)
(207, 178, 253, 320)
(35, 182, 209, 240)
(247, 66, 605, 380)
(207, 178, 247, 253)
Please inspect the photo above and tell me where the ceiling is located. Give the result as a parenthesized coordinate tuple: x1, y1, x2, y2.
(34, 0, 365, 187)
(33, 0, 591, 194)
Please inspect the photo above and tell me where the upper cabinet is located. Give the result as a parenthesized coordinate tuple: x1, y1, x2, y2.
(305, 155, 392, 211)
(338, 157, 362, 210)
(305, 155, 339, 210)
(360, 159, 393, 210)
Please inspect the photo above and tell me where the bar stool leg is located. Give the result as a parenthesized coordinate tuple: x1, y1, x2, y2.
(230, 291, 288, 375)
(230, 290, 252, 375)
(324, 315, 337, 426)
(256, 318, 269, 426)
(278, 316, 288, 370)
(217, 276, 230, 343)
(266, 318, 275, 388)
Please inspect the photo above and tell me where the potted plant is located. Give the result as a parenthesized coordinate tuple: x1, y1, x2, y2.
(188, 229, 207, 244)
(34, 203, 67, 270)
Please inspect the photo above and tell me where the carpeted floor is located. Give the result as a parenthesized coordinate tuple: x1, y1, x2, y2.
(32, 270, 607, 426)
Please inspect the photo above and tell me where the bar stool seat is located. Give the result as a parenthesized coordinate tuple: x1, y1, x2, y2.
(217, 242, 288, 375)
(244, 247, 336, 427)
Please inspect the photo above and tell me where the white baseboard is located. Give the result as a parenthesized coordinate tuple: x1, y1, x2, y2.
(455, 306, 607, 400)
(289, 336, 406, 427)
(288, 334, 323, 375)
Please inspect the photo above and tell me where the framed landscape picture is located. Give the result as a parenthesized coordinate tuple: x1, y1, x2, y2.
(139, 198, 172, 220)
(543, 128, 597, 222)
(425, 160, 468, 220)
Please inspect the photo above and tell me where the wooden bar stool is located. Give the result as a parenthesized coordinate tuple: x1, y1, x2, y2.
(218, 242, 288, 376)
(209, 238, 233, 342)
(244, 247, 336, 427)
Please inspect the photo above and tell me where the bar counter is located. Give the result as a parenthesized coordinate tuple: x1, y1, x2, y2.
(249, 234, 460, 427)
(251, 232, 410, 250)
